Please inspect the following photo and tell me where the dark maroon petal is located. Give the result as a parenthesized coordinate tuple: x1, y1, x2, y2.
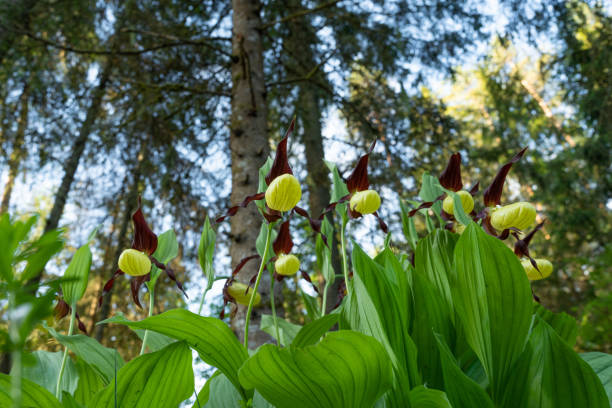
(481, 216, 498, 237)
(300, 270, 319, 294)
(318, 194, 351, 221)
(440, 209, 453, 221)
(262, 207, 282, 223)
(439, 153, 463, 191)
(483, 147, 527, 207)
(346, 140, 376, 193)
(216, 192, 266, 223)
(514, 220, 545, 257)
(468, 182, 480, 196)
(294, 206, 328, 247)
(348, 205, 362, 219)
(54, 298, 70, 320)
(373, 211, 388, 234)
(407, 194, 446, 217)
(75, 312, 87, 334)
(444, 222, 454, 231)
(149, 256, 188, 298)
(232, 255, 260, 276)
(532, 289, 541, 303)
(131, 199, 158, 255)
(130, 273, 151, 309)
(98, 269, 124, 308)
(265, 118, 295, 185)
(273, 221, 293, 255)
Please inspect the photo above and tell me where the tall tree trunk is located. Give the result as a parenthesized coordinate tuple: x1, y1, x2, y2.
(93, 146, 144, 341)
(230, 0, 271, 347)
(1, 81, 29, 214)
(43, 60, 112, 235)
(285, 2, 342, 312)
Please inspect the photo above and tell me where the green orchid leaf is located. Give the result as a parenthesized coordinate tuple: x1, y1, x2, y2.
(292, 314, 339, 349)
(46, 326, 124, 385)
(89, 341, 193, 408)
(260, 314, 302, 347)
(19, 350, 78, 396)
(101, 309, 249, 400)
(239, 330, 392, 408)
(408, 385, 452, 408)
(73, 358, 105, 406)
(0, 374, 62, 408)
(198, 216, 217, 292)
(61, 244, 92, 305)
(581, 352, 612, 405)
(534, 303, 578, 347)
(435, 335, 494, 408)
(501, 319, 609, 408)
(451, 223, 532, 402)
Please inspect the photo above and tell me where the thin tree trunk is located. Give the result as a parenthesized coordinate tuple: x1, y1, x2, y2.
(230, 0, 271, 347)
(1, 81, 29, 214)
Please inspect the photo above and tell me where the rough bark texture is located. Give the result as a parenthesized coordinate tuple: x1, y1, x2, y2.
(285, 1, 342, 312)
(1, 81, 29, 214)
(230, 0, 272, 347)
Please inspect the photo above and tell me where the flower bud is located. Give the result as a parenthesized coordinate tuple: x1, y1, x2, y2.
(521, 258, 553, 281)
(275, 253, 300, 276)
(490, 202, 536, 231)
(442, 190, 474, 215)
(227, 282, 261, 306)
(349, 189, 381, 215)
(265, 174, 302, 212)
(118, 249, 151, 277)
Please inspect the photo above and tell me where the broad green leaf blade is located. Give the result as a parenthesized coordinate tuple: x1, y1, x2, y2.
(19, 350, 78, 395)
(21, 228, 65, 282)
(345, 244, 419, 405)
(239, 331, 392, 408)
(134, 328, 176, 352)
(408, 386, 452, 408)
(415, 230, 458, 318)
(90, 341, 193, 408)
(201, 372, 242, 408)
(292, 314, 339, 348)
(0, 374, 62, 408)
(452, 223, 532, 401)
(198, 217, 217, 292)
(300, 289, 321, 321)
(61, 245, 92, 305)
(61, 392, 84, 408)
(534, 304, 578, 347)
(325, 160, 349, 203)
(256, 157, 274, 211)
(46, 326, 124, 384)
(399, 200, 418, 251)
(581, 352, 612, 405)
(73, 358, 104, 406)
(435, 335, 494, 408)
(411, 273, 454, 389)
(502, 319, 609, 408)
(260, 315, 301, 347)
(153, 229, 179, 264)
(419, 173, 445, 202)
(101, 308, 249, 399)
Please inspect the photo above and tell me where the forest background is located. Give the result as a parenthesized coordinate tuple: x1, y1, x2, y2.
(0, 0, 610, 382)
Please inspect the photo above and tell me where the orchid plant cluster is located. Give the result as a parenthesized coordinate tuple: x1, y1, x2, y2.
(3, 120, 610, 408)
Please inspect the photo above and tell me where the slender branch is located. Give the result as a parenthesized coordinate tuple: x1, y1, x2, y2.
(116, 77, 231, 97)
(260, 0, 342, 30)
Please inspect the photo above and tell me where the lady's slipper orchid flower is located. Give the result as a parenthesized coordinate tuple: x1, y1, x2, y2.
(226, 281, 261, 306)
(490, 201, 536, 232)
(521, 258, 553, 280)
(271, 220, 316, 288)
(99, 199, 186, 309)
(408, 152, 479, 224)
(322, 140, 387, 233)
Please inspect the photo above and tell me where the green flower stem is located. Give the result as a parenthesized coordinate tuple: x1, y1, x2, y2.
(139, 283, 155, 355)
(197, 286, 210, 315)
(270, 277, 281, 346)
(340, 217, 350, 297)
(321, 280, 330, 317)
(9, 292, 21, 408)
(55, 304, 76, 399)
(244, 222, 273, 348)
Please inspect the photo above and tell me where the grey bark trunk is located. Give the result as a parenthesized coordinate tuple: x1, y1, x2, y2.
(1, 81, 29, 214)
(230, 0, 272, 347)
